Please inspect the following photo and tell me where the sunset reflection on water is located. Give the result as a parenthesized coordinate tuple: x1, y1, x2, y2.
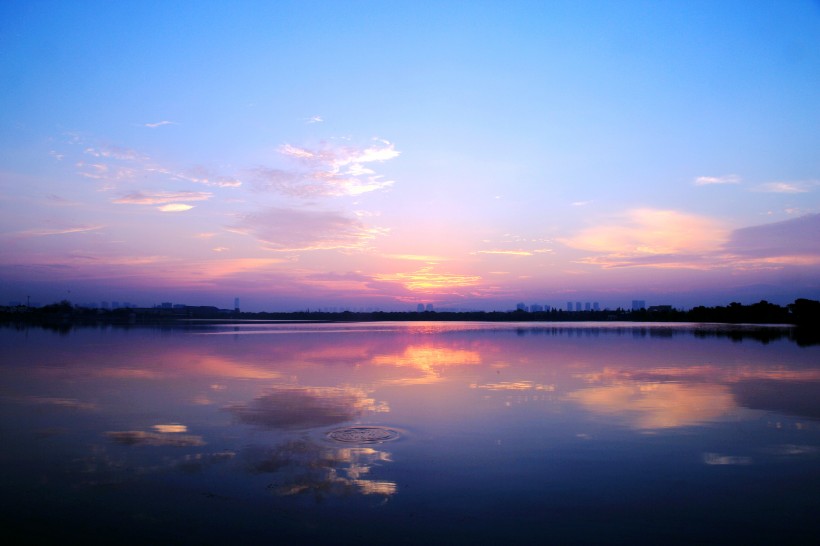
(1, 322, 818, 544)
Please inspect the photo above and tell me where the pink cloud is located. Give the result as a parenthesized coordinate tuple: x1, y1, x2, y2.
(560, 209, 728, 269)
(231, 208, 382, 252)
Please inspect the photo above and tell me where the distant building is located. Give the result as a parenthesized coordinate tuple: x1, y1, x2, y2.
(516, 302, 528, 312)
(234, 297, 240, 313)
(575, 302, 582, 312)
(425, 303, 434, 312)
(417, 303, 425, 312)
(632, 300, 646, 311)
(530, 304, 543, 312)
(584, 302, 591, 311)
(593, 302, 600, 311)
(567, 302, 573, 312)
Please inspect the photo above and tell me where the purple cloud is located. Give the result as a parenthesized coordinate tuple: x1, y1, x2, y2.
(723, 213, 820, 259)
(231, 207, 381, 252)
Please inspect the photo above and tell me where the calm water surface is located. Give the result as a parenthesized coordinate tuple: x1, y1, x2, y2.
(1, 321, 819, 544)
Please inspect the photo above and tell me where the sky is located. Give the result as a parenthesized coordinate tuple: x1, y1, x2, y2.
(1, 0, 819, 311)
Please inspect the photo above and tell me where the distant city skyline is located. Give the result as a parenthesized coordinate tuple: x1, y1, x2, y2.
(7, 294, 764, 314)
(2, 1, 819, 312)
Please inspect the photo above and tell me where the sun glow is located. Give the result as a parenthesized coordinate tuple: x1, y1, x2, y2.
(375, 267, 481, 292)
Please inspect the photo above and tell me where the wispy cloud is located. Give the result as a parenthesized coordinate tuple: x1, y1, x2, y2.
(84, 144, 145, 161)
(305, 115, 323, 124)
(113, 191, 212, 205)
(67, 135, 241, 191)
(694, 174, 741, 186)
(231, 207, 383, 252)
(16, 225, 104, 237)
(76, 162, 136, 181)
(143, 120, 177, 128)
(279, 139, 400, 170)
(752, 181, 818, 194)
(254, 139, 399, 197)
(172, 166, 242, 188)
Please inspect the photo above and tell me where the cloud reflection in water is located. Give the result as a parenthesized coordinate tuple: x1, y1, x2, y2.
(567, 382, 736, 429)
(105, 430, 206, 447)
(225, 386, 387, 430)
(243, 440, 396, 500)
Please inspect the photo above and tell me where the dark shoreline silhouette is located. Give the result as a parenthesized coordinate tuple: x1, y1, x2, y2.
(2, 298, 818, 345)
(3, 297, 818, 324)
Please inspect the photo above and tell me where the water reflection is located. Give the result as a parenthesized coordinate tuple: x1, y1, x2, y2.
(225, 387, 386, 430)
(568, 363, 820, 426)
(370, 345, 483, 385)
(733, 380, 820, 419)
(1, 322, 818, 543)
(243, 440, 396, 500)
(567, 382, 735, 429)
(106, 430, 206, 447)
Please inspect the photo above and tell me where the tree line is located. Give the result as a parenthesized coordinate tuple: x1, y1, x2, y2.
(4, 298, 818, 326)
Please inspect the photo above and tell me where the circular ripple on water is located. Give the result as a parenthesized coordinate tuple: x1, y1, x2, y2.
(327, 426, 400, 444)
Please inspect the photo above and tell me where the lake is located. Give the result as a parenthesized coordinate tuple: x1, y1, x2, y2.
(1, 321, 818, 544)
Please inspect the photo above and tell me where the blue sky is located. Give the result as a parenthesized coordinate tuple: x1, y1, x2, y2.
(1, 0, 819, 311)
